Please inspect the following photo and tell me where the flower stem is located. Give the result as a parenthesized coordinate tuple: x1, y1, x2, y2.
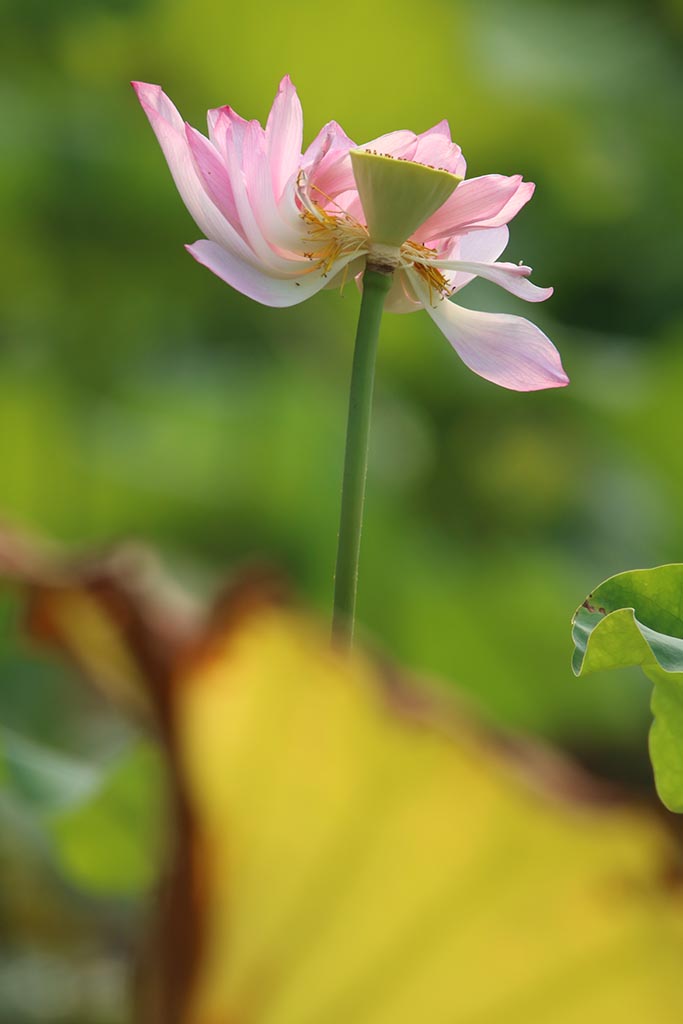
(332, 267, 393, 649)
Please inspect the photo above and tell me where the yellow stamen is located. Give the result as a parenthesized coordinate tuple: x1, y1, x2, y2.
(297, 179, 370, 277)
(402, 240, 451, 302)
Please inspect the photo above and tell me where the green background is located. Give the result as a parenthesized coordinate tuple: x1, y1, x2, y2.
(1, 0, 682, 1019)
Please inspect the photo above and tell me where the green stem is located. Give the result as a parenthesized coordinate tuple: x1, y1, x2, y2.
(332, 267, 392, 649)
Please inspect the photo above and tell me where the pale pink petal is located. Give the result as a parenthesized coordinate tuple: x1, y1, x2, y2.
(240, 122, 309, 253)
(411, 274, 568, 391)
(445, 225, 509, 291)
(421, 258, 553, 302)
(307, 154, 357, 204)
(213, 113, 302, 271)
(133, 82, 256, 261)
(421, 226, 509, 280)
(384, 270, 422, 314)
(457, 226, 509, 263)
(361, 129, 418, 159)
(303, 120, 355, 172)
(265, 75, 303, 200)
(322, 255, 366, 292)
(134, 80, 184, 131)
(474, 180, 535, 229)
(303, 121, 357, 203)
(335, 191, 364, 222)
(207, 104, 256, 163)
(185, 123, 242, 233)
(186, 240, 362, 308)
(413, 120, 467, 177)
(418, 174, 526, 242)
(207, 104, 226, 139)
(209, 101, 305, 249)
(419, 119, 451, 137)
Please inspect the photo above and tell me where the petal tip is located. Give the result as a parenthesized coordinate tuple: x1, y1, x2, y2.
(513, 368, 570, 392)
(531, 284, 554, 303)
(131, 80, 160, 100)
(537, 363, 571, 390)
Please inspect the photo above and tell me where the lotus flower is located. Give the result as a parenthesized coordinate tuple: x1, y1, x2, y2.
(133, 76, 567, 392)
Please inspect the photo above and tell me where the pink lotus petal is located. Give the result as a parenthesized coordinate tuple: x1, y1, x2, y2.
(303, 120, 355, 173)
(132, 82, 255, 262)
(425, 258, 553, 302)
(411, 274, 568, 391)
(186, 240, 360, 308)
(419, 174, 526, 242)
(216, 114, 300, 272)
(413, 121, 467, 178)
(184, 123, 242, 233)
(474, 179, 535, 229)
(336, 191, 364, 223)
(239, 121, 309, 253)
(418, 119, 451, 139)
(361, 129, 418, 160)
(265, 75, 303, 200)
(303, 121, 357, 203)
(208, 104, 256, 163)
(445, 225, 509, 291)
(424, 226, 510, 269)
(457, 226, 510, 264)
(307, 154, 357, 205)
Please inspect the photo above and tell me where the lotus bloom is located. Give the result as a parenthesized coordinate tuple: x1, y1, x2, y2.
(133, 75, 566, 392)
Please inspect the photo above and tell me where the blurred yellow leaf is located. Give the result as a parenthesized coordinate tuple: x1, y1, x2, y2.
(174, 608, 683, 1024)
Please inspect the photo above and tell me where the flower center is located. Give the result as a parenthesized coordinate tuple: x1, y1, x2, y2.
(401, 239, 451, 299)
(350, 149, 461, 248)
(299, 200, 369, 276)
(296, 173, 451, 298)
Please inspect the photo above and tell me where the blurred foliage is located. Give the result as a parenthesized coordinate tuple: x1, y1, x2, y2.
(1, 0, 683, 1019)
(6, 552, 683, 1023)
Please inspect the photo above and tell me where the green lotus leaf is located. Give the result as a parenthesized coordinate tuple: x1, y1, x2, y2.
(572, 564, 683, 811)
